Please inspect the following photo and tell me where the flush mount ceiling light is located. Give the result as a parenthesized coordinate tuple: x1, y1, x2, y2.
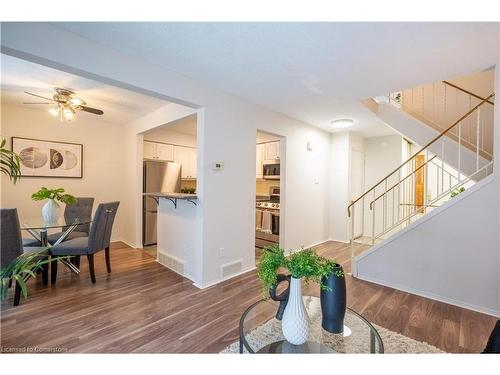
(330, 119, 354, 129)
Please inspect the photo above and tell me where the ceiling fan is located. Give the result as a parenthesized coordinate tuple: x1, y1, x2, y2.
(23, 88, 104, 121)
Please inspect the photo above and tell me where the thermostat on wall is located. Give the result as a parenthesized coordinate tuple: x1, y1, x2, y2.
(212, 161, 224, 170)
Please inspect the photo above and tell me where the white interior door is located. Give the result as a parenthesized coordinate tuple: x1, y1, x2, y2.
(351, 150, 365, 239)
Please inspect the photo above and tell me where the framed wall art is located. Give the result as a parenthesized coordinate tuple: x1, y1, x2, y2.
(12, 137, 83, 178)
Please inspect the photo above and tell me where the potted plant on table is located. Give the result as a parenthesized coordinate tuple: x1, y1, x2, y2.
(257, 245, 345, 345)
(31, 187, 77, 223)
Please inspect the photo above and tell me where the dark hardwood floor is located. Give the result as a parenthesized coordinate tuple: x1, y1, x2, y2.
(0, 241, 497, 353)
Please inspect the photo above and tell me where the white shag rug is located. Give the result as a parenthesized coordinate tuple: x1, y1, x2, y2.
(221, 317, 444, 354)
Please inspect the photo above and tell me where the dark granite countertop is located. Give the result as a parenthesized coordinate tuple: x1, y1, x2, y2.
(143, 192, 198, 200)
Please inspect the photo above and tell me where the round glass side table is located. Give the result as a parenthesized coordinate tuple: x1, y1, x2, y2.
(239, 295, 384, 354)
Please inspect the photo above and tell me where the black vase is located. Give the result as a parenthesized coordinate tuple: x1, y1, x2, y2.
(269, 273, 291, 320)
(320, 264, 346, 333)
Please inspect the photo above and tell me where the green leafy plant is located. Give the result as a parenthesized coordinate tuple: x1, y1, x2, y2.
(0, 250, 50, 300)
(0, 137, 21, 184)
(450, 187, 465, 198)
(31, 187, 77, 205)
(257, 245, 343, 293)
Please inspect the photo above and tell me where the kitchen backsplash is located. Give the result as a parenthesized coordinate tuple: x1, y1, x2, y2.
(181, 179, 197, 191)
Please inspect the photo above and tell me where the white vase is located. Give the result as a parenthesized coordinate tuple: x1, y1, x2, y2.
(42, 199, 61, 223)
(281, 277, 310, 345)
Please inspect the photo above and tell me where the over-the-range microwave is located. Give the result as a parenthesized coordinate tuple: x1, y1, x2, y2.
(263, 163, 280, 180)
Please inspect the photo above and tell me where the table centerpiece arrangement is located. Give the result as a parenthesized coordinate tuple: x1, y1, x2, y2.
(257, 245, 345, 345)
(32, 187, 77, 223)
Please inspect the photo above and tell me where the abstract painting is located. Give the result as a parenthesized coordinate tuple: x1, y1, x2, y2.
(12, 137, 83, 178)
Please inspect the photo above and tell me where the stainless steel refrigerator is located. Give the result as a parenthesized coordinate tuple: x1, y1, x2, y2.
(143, 160, 182, 246)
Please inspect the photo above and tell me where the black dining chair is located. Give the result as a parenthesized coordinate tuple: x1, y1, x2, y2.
(46, 197, 95, 243)
(46, 197, 94, 268)
(50, 202, 119, 284)
(1, 208, 49, 306)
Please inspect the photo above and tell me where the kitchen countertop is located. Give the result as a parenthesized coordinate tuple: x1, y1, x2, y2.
(144, 192, 198, 200)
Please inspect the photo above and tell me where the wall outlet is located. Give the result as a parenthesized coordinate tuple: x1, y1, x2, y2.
(219, 247, 225, 259)
(314, 177, 319, 184)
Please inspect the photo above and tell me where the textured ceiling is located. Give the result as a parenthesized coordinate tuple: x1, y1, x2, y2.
(52, 22, 499, 137)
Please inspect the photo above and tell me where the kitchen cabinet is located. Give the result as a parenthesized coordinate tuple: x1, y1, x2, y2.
(143, 141, 157, 160)
(143, 141, 174, 161)
(174, 146, 197, 179)
(256, 144, 264, 179)
(264, 141, 280, 163)
(157, 143, 175, 161)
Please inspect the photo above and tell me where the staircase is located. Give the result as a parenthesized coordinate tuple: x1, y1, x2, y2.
(349, 76, 495, 265)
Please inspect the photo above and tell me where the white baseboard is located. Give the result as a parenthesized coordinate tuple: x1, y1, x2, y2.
(193, 266, 256, 289)
(328, 237, 350, 244)
(111, 238, 138, 249)
(356, 273, 500, 318)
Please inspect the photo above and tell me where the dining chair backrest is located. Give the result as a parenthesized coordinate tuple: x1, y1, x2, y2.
(0, 208, 23, 269)
(88, 202, 120, 254)
(64, 197, 94, 233)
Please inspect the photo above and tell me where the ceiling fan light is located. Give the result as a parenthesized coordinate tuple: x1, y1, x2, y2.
(48, 107, 60, 117)
(69, 97, 85, 107)
(63, 106, 76, 121)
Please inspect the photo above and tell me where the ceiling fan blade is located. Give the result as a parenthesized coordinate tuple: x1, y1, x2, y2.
(23, 102, 53, 105)
(79, 106, 104, 115)
(24, 91, 54, 102)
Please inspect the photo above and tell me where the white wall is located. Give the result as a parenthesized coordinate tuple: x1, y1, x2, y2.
(362, 135, 403, 237)
(0, 104, 127, 241)
(2, 24, 333, 287)
(355, 176, 500, 316)
(329, 132, 350, 242)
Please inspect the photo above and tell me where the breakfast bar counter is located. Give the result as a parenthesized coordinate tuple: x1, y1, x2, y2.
(143, 193, 201, 284)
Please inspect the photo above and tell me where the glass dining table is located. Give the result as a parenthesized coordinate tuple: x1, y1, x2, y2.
(21, 216, 93, 275)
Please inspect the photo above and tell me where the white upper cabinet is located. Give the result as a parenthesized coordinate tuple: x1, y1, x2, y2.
(256, 144, 264, 179)
(156, 143, 174, 161)
(143, 141, 157, 160)
(174, 146, 197, 179)
(143, 141, 174, 161)
(263, 141, 280, 163)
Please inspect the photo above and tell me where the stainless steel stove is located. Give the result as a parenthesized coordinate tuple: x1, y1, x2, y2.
(256, 201, 280, 210)
(255, 186, 280, 248)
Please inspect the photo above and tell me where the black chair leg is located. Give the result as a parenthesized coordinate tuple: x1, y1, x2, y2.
(14, 281, 22, 306)
(75, 256, 81, 269)
(41, 262, 49, 286)
(51, 258, 58, 285)
(87, 254, 96, 283)
(105, 247, 111, 273)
